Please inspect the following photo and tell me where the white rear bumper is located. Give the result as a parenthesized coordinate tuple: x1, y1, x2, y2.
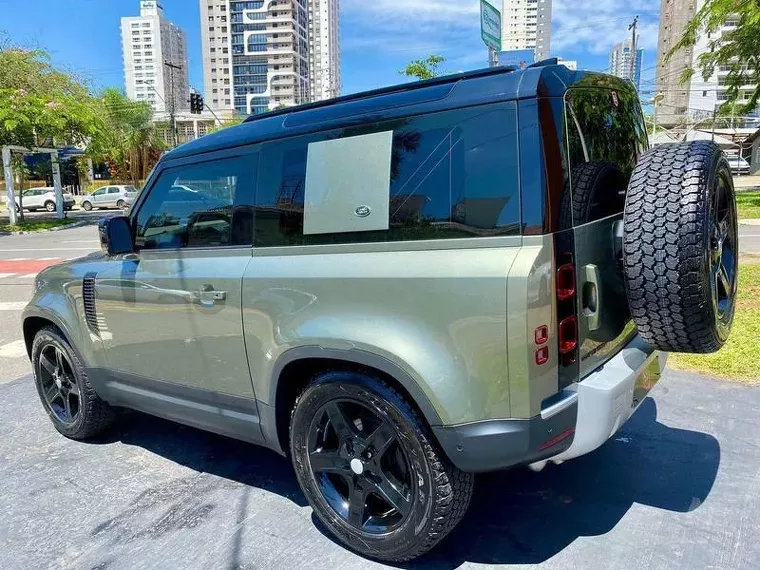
(550, 335, 667, 462)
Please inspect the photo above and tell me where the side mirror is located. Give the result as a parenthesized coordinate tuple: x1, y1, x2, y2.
(99, 216, 134, 256)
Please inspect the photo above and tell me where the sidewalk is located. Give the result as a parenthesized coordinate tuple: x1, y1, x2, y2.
(735, 175, 760, 190)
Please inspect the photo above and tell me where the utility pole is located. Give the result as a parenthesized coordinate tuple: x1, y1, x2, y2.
(488, 46, 499, 68)
(628, 16, 639, 83)
(164, 61, 182, 148)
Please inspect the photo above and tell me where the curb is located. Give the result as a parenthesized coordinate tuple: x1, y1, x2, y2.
(7, 219, 92, 235)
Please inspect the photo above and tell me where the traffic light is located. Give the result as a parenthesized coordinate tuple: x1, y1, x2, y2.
(189, 93, 204, 115)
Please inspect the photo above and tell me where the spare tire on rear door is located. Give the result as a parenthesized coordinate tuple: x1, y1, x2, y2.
(623, 141, 738, 354)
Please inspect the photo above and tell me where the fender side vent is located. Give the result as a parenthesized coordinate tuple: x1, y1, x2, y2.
(83, 274, 99, 333)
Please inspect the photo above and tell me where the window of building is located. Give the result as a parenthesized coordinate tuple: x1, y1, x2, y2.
(135, 156, 256, 250)
(132, 23, 139, 28)
(253, 103, 521, 247)
(142, 22, 150, 27)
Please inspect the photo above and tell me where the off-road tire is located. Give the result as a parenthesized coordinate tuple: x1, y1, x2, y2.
(623, 141, 738, 353)
(290, 370, 474, 562)
(32, 326, 117, 439)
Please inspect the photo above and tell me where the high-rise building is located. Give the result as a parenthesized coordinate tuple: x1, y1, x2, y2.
(500, 0, 552, 62)
(201, 0, 313, 115)
(308, 0, 341, 102)
(121, 1, 189, 113)
(657, 0, 755, 125)
(609, 40, 644, 90)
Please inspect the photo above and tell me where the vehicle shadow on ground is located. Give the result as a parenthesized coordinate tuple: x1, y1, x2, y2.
(408, 398, 721, 568)
(94, 411, 309, 508)
(96, 398, 719, 569)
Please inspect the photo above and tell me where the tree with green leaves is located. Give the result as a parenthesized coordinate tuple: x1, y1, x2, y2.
(0, 43, 100, 149)
(670, 0, 760, 115)
(87, 88, 166, 185)
(399, 55, 446, 81)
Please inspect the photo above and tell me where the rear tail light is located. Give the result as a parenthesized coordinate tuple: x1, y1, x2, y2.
(556, 264, 576, 301)
(558, 316, 578, 354)
(555, 251, 579, 369)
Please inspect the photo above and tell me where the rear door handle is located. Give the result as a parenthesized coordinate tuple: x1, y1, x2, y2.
(582, 264, 602, 332)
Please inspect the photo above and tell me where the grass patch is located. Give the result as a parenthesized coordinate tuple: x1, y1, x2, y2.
(669, 262, 760, 384)
(737, 191, 760, 219)
(0, 218, 79, 233)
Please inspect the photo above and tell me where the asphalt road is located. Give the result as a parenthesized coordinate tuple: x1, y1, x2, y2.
(1, 223, 760, 570)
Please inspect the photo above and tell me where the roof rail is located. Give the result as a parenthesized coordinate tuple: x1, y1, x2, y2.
(243, 65, 519, 125)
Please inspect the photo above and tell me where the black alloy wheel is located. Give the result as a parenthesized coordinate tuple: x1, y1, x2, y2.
(37, 343, 81, 425)
(710, 168, 738, 327)
(290, 370, 474, 562)
(307, 398, 412, 533)
(32, 326, 116, 440)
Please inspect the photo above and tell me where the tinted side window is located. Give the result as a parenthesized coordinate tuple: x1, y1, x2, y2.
(564, 88, 648, 225)
(135, 155, 255, 250)
(108, 187, 120, 194)
(254, 103, 520, 247)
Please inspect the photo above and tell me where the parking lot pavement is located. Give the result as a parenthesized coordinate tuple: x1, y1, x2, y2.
(0, 362, 758, 570)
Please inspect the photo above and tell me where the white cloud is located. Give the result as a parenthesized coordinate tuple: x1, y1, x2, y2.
(552, 0, 661, 57)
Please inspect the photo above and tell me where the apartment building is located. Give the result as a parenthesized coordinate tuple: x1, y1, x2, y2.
(308, 0, 341, 102)
(201, 0, 314, 115)
(657, 0, 756, 125)
(609, 39, 644, 90)
(500, 0, 552, 61)
(121, 0, 190, 113)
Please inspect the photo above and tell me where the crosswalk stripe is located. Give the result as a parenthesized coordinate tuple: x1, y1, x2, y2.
(0, 302, 27, 311)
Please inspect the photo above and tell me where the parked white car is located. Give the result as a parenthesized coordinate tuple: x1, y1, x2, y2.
(14, 187, 75, 212)
(727, 156, 751, 175)
(81, 185, 139, 211)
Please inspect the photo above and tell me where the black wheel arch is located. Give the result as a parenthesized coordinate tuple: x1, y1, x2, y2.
(23, 310, 79, 362)
(268, 347, 445, 456)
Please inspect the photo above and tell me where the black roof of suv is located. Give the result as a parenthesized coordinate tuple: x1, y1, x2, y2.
(167, 63, 636, 161)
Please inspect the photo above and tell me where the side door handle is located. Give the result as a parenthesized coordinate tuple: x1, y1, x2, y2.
(191, 284, 228, 308)
(582, 264, 602, 332)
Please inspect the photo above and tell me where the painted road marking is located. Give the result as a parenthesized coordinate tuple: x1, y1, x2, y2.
(0, 259, 61, 274)
(0, 273, 17, 279)
(0, 340, 26, 359)
(0, 302, 27, 311)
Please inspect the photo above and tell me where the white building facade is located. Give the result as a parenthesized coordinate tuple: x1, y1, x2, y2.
(201, 0, 316, 116)
(657, 0, 756, 124)
(609, 40, 644, 90)
(500, 0, 552, 61)
(121, 1, 189, 113)
(308, 0, 341, 102)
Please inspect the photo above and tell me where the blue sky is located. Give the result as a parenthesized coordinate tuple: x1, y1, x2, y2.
(0, 0, 662, 98)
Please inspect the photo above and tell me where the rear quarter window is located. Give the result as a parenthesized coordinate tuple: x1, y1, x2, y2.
(253, 103, 521, 247)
